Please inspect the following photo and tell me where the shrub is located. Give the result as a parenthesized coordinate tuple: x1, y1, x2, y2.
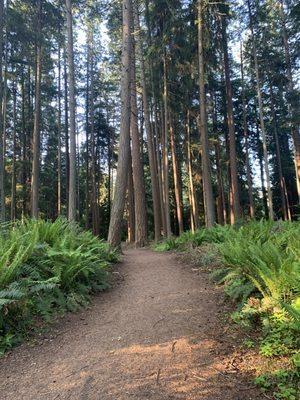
(0, 218, 118, 354)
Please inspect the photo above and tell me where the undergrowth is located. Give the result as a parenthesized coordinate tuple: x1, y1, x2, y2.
(0, 218, 118, 355)
(155, 220, 300, 399)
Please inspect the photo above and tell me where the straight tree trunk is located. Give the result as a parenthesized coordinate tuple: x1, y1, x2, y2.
(57, 40, 62, 216)
(31, 0, 42, 218)
(127, 156, 135, 244)
(89, 28, 99, 236)
(215, 140, 227, 225)
(198, 0, 215, 227)
(240, 41, 254, 218)
(279, 0, 300, 203)
(0, 0, 5, 221)
(130, 30, 147, 247)
(65, 0, 77, 222)
(221, 16, 241, 224)
(85, 30, 90, 228)
(162, 54, 172, 237)
(108, 0, 132, 248)
(64, 44, 69, 213)
(269, 82, 290, 220)
(11, 78, 17, 221)
(170, 118, 184, 235)
(21, 69, 27, 216)
(133, 1, 162, 241)
(155, 106, 167, 237)
(247, 0, 274, 220)
(186, 110, 200, 231)
(1, 0, 8, 219)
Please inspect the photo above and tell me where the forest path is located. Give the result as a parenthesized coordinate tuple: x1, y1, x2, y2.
(0, 249, 261, 400)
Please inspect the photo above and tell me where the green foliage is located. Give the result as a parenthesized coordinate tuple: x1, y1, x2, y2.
(158, 221, 300, 399)
(255, 369, 300, 400)
(0, 219, 118, 354)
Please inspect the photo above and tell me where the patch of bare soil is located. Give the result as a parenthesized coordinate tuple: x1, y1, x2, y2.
(0, 249, 263, 400)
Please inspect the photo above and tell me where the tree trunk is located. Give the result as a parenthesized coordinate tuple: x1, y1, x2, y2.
(89, 28, 99, 236)
(65, 0, 76, 222)
(186, 110, 200, 231)
(130, 30, 147, 247)
(170, 118, 184, 235)
(11, 78, 17, 221)
(64, 44, 69, 214)
(247, 0, 274, 220)
(198, 0, 215, 227)
(269, 82, 290, 220)
(279, 0, 300, 203)
(85, 30, 90, 228)
(133, 1, 162, 241)
(127, 156, 135, 244)
(162, 54, 172, 237)
(221, 16, 241, 224)
(31, 0, 42, 219)
(1, 0, 8, 220)
(215, 140, 227, 225)
(108, 0, 132, 248)
(57, 39, 62, 217)
(0, 0, 4, 221)
(21, 69, 27, 216)
(240, 41, 254, 219)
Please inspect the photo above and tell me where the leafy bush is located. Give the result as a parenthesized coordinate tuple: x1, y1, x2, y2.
(0, 218, 118, 354)
(157, 220, 300, 399)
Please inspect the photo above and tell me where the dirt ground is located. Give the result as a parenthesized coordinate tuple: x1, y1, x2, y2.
(0, 248, 263, 400)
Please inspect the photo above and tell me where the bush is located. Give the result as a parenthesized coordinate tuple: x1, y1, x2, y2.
(0, 218, 118, 354)
(157, 220, 300, 399)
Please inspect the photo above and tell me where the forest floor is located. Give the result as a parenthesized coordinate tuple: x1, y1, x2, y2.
(0, 249, 263, 400)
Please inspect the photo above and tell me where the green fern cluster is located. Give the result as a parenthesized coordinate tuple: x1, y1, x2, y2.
(0, 218, 118, 354)
(158, 220, 300, 398)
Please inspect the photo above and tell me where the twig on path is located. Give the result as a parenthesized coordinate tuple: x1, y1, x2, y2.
(171, 341, 177, 353)
(262, 393, 273, 400)
(153, 317, 165, 328)
(156, 368, 161, 384)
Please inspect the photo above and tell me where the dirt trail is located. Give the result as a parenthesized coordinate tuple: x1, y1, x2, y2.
(0, 249, 261, 400)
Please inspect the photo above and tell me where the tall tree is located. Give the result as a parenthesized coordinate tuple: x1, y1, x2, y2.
(198, 0, 215, 227)
(247, 0, 274, 220)
(65, 0, 77, 221)
(279, 0, 300, 203)
(130, 24, 147, 247)
(0, 0, 5, 221)
(221, 13, 241, 223)
(108, 0, 132, 248)
(133, 1, 162, 241)
(31, 0, 42, 218)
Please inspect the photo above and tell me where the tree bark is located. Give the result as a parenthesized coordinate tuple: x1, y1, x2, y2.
(0, 0, 4, 221)
(170, 118, 184, 235)
(108, 0, 132, 248)
(221, 15, 241, 224)
(57, 38, 62, 217)
(133, 1, 162, 241)
(247, 0, 274, 220)
(130, 30, 147, 247)
(127, 156, 135, 244)
(31, 0, 42, 219)
(89, 28, 99, 236)
(11, 78, 17, 221)
(240, 41, 254, 219)
(198, 0, 215, 227)
(186, 110, 200, 231)
(279, 0, 300, 203)
(269, 82, 290, 220)
(85, 29, 90, 228)
(64, 44, 69, 215)
(65, 0, 77, 222)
